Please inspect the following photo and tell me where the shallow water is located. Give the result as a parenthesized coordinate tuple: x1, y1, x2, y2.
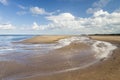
(0, 35, 117, 80)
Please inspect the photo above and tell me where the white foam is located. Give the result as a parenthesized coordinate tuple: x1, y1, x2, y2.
(0, 47, 15, 51)
(92, 41, 117, 59)
(52, 36, 117, 59)
(0, 47, 15, 55)
(53, 36, 91, 49)
(0, 36, 117, 59)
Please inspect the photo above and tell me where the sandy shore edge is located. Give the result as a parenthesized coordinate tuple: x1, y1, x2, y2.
(21, 35, 71, 44)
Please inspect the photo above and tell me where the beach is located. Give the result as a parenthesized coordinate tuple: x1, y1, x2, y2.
(1, 0, 120, 80)
(0, 35, 120, 80)
(21, 35, 120, 80)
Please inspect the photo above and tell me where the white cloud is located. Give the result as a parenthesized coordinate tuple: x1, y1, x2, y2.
(0, 23, 15, 30)
(32, 22, 45, 30)
(30, 7, 50, 15)
(45, 13, 84, 29)
(87, 8, 101, 14)
(0, 0, 8, 5)
(93, 10, 109, 17)
(46, 13, 75, 21)
(87, 0, 111, 14)
(32, 22, 40, 30)
(30, 6, 59, 15)
(18, 5, 27, 10)
(32, 10, 120, 34)
(17, 6, 60, 16)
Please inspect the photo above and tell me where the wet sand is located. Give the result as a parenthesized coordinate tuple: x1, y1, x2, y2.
(1, 36, 120, 80)
(0, 42, 96, 80)
(17, 35, 120, 80)
(20, 46, 120, 80)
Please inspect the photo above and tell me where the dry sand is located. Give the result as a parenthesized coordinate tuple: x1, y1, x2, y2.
(18, 35, 120, 80)
(90, 36, 120, 43)
(22, 35, 70, 44)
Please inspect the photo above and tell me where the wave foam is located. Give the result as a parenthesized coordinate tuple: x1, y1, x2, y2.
(53, 36, 91, 49)
(92, 41, 117, 59)
(0, 36, 117, 59)
(53, 36, 117, 59)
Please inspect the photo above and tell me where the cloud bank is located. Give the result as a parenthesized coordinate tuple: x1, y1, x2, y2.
(0, 23, 15, 30)
(32, 10, 120, 34)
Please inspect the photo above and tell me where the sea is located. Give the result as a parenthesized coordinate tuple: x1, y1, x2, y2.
(0, 35, 117, 80)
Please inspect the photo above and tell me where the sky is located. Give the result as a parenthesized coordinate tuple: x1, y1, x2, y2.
(0, 0, 120, 35)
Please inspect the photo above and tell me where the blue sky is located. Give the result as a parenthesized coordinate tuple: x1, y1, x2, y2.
(0, 0, 120, 34)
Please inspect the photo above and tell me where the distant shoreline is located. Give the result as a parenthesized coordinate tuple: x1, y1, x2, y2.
(89, 34, 120, 36)
(19, 35, 120, 44)
(0, 34, 120, 36)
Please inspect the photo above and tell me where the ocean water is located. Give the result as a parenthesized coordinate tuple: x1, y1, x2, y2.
(0, 35, 32, 54)
(0, 35, 117, 80)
